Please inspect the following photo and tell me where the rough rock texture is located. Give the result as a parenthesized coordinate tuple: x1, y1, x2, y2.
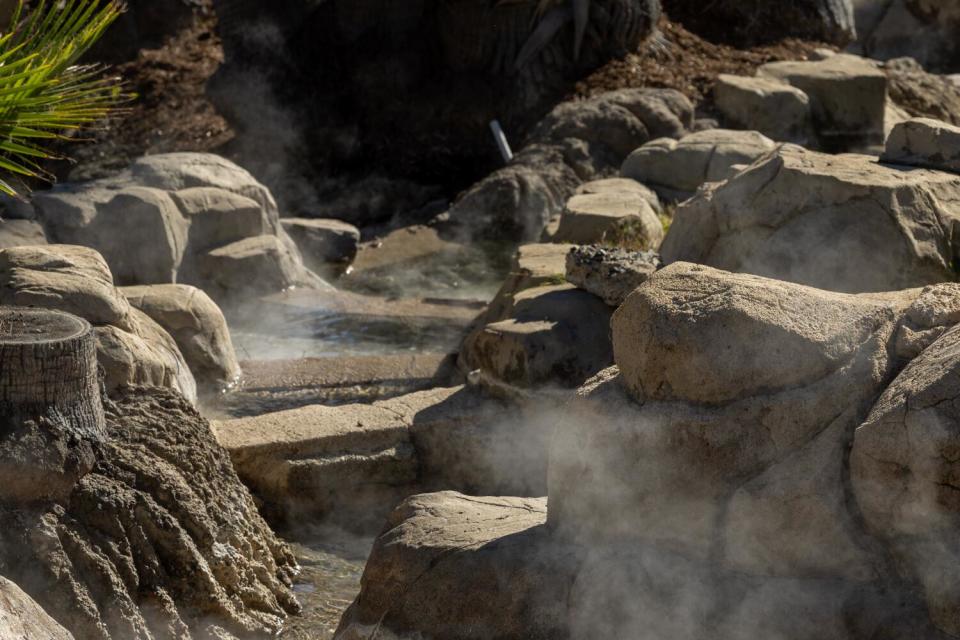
(31, 153, 321, 304)
(854, 0, 960, 71)
(885, 57, 960, 127)
(0, 576, 74, 640)
(852, 322, 960, 636)
(0, 387, 300, 640)
(565, 245, 661, 306)
(280, 217, 360, 274)
(882, 117, 960, 173)
(714, 74, 813, 144)
(661, 144, 960, 293)
(0, 218, 47, 248)
(759, 54, 888, 148)
(121, 283, 242, 389)
(621, 129, 775, 199)
(460, 284, 614, 388)
(445, 88, 692, 241)
(0, 245, 197, 400)
(552, 191, 664, 248)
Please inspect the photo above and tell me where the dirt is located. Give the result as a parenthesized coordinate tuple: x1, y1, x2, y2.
(574, 17, 833, 112)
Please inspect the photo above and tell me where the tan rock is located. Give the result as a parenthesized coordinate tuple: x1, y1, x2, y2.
(553, 191, 664, 249)
(0, 577, 73, 640)
(882, 117, 960, 173)
(714, 74, 812, 143)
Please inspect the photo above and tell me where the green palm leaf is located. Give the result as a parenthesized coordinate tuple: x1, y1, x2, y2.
(0, 0, 130, 196)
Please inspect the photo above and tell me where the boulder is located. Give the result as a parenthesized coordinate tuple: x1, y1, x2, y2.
(885, 57, 960, 128)
(280, 217, 360, 273)
(714, 74, 813, 144)
(0, 245, 198, 401)
(460, 284, 614, 388)
(661, 144, 960, 293)
(552, 191, 664, 249)
(759, 54, 888, 148)
(882, 117, 960, 173)
(575, 177, 662, 213)
(171, 186, 269, 252)
(477, 242, 574, 326)
(852, 322, 960, 636)
(855, 0, 960, 70)
(565, 245, 661, 306)
(0, 577, 73, 640)
(621, 129, 776, 199)
(121, 284, 242, 389)
(0, 219, 46, 248)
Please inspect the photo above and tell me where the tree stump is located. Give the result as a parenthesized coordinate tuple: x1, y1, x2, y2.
(0, 307, 105, 503)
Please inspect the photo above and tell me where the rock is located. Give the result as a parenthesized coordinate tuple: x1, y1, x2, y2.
(621, 129, 776, 199)
(0, 219, 46, 248)
(552, 191, 664, 249)
(32, 152, 321, 303)
(661, 144, 960, 293)
(855, 0, 960, 71)
(280, 217, 360, 273)
(477, 242, 574, 327)
(575, 177, 662, 213)
(714, 74, 813, 144)
(445, 89, 693, 241)
(0, 245, 198, 402)
(885, 57, 960, 127)
(661, 0, 856, 46)
(0, 577, 73, 640)
(460, 284, 614, 388)
(882, 117, 960, 173)
(121, 284, 242, 389)
(852, 322, 960, 636)
(0, 386, 300, 639)
(565, 245, 661, 306)
(335, 492, 568, 640)
(193, 234, 322, 303)
(759, 54, 888, 148)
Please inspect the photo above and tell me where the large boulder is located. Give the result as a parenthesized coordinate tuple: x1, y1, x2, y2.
(661, 144, 960, 293)
(121, 284, 242, 389)
(32, 153, 321, 305)
(621, 129, 775, 200)
(714, 74, 813, 144)
(758, 54, 888, 148)
(0, 244, 197, 401)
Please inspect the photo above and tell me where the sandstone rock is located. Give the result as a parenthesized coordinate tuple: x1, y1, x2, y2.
(0, 219, 46, 248)
(885, 57, 960, 128)
(855, 0, 960, 70)
(575, 177, 662, 213)
(477, 242, 573, 327)
(661, 144, 960, 293)
(714, 74, 813, 143)
(280, 217, 360, 272)
(852, 322, 960, 636)
(882, 117, 960, 173)
(171, 186, 269, 252)
(565, 245, 661, 306)
(0, 387, 300, 639)
(0, 577, 73, 640)
(553, 191, 664, 248)
(335, 492, 567, 640)
(759, 54, 888, 148)
(461, 284, 613, 388)
(121, 284, 242, 389)
(621, 129, 776, 199)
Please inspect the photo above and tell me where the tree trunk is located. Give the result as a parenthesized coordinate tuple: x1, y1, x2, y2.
(0, 307, 105, 503)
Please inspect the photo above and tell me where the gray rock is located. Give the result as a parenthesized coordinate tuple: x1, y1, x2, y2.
(121, 284, 242, 389)
(280, 217, 360, 272)
(885, 57, 960, 128)
(565, 245, 661, 306)
(0, 219, 46, 248)
(882, 117, 960, 173)
(621, 129, 776, 199)
(661, 144, 960, 293)
(759, 54, 888, 148)
(714, 74, 813, 143)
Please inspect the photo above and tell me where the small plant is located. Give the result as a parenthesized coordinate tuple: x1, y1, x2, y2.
(0, 0, 128, 196)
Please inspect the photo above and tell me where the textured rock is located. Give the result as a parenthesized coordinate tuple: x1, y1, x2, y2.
(476, 242, 573, 327)
(280, 217, 360, 273)
(0, 387, 299, 640)
(885, 57, 960, 127)
(0, 577, 73, 640)
(565, 245, 661, 306)
(714, 74, 813, 143)
(553, 191, 664, 248)
(852, 322, 960, 636)
(661, 144, 960, 293)
(575, 177, 662, 213)
(882, 117, 960, 173)
(121, 284, 241, 389)
(461, 284, 613, 388)
(0, 218, 46, 248)
(759, 54, 888, 147)
(855, 0, 960, 70)
(621, 129, 775, 198)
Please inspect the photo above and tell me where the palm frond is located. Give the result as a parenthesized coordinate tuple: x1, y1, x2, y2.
(0, 0, 130, 196)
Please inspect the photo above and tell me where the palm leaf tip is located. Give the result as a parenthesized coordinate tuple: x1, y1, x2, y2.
(0, 0, 131, 197)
